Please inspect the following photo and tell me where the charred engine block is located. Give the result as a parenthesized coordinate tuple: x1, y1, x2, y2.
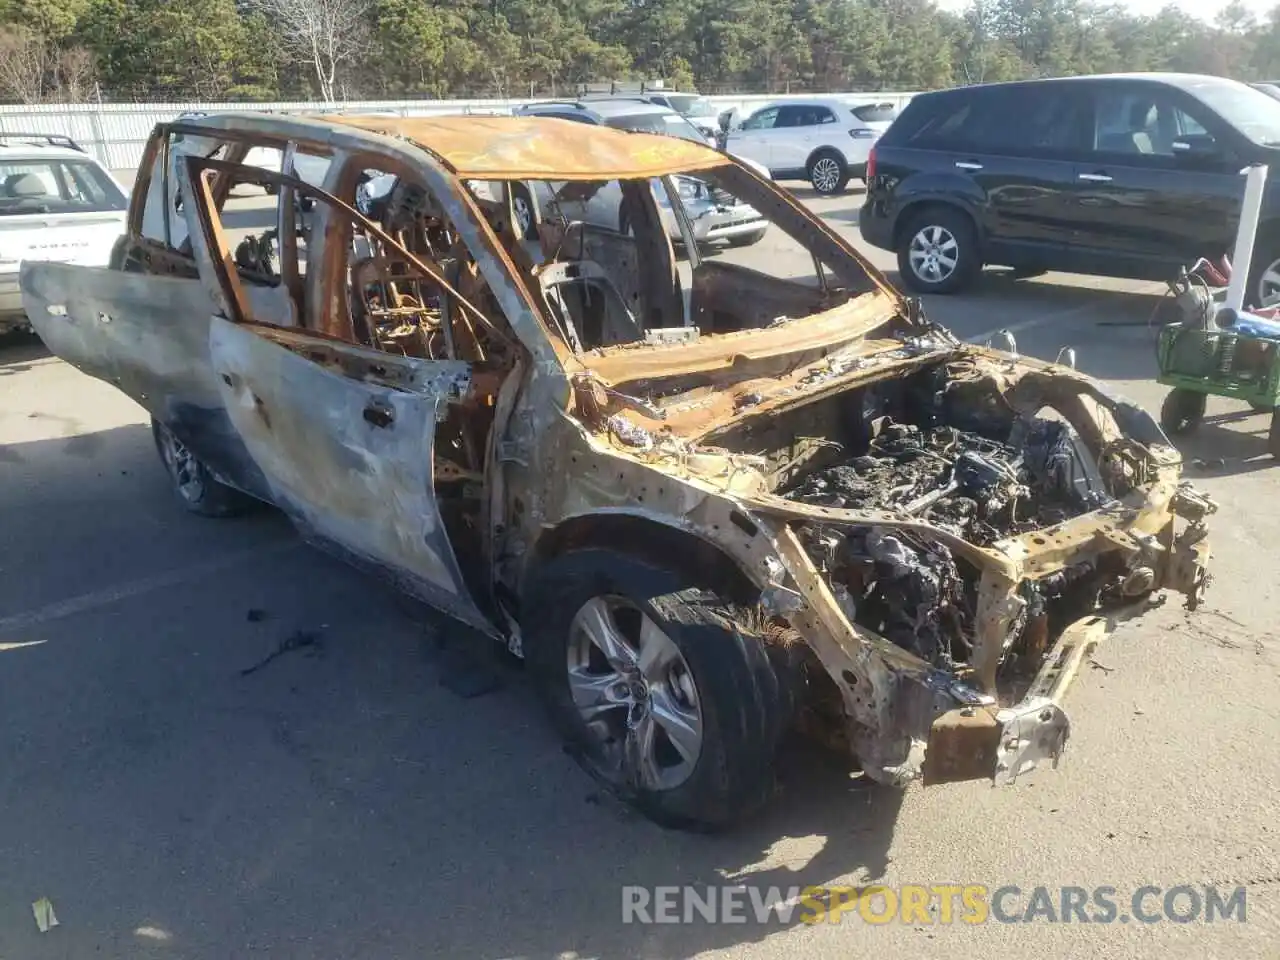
(784, 415, 1118, 670)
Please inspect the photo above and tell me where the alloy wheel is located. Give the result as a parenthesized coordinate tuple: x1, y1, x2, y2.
(566, 595, 703, 792)
(810, 157, 842, 193)
(1257, 257, 1280, 306)
(512, 194, 533, 237)
(158, 427, 205, 504)
(908, 225, 959, 284)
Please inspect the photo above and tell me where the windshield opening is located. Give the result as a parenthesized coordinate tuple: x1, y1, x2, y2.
(1190, 79, 1280, 146)
(481, 166, 879, 355)
(605, 113, 709, 144)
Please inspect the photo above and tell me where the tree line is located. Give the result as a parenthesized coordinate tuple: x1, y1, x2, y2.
(0, 0, 1278, 104)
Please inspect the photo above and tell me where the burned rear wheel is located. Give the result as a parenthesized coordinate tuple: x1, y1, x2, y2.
(1160, 388, 1207, 436)
(151, 419, 253, 518)
(523, 549, 789, 831)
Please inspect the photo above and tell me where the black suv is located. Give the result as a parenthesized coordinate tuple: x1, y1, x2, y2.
(860, 73, 1280, 303)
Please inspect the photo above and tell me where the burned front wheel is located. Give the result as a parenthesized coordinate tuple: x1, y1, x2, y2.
(151, 419, 254, 518)
(1159, 388, 1207, 436)
(523, 549, 789, 831)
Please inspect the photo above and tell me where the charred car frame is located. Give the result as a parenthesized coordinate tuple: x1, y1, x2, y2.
(21, 113, 1215, 829)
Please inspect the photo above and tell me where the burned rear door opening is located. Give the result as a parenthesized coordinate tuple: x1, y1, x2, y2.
(21, 112, 1218, 831)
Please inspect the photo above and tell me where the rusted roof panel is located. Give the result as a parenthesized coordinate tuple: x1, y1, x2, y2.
(321, 114, 728, 180)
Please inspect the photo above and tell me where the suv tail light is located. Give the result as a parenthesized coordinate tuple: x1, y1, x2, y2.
(849, 128, 876, 139)
(866, 146, 877, 180)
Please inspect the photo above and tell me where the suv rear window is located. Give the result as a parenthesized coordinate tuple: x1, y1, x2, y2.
(0, 159, 126, 215)
(851, 104, 897, 123)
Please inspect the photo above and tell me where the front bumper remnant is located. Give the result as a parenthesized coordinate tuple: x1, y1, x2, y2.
(922, 614, 1105, 786)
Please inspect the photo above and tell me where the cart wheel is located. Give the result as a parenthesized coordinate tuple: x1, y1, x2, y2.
(1160, 388, 1207, 436)
(1269, 411, 1280, 458)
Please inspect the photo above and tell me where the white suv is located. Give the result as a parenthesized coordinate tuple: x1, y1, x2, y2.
(724, 99, 897, 195)
(0, 134, 128, 334)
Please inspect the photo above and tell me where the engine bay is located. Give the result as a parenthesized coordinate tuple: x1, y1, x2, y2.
(707, 359, 1158, 676)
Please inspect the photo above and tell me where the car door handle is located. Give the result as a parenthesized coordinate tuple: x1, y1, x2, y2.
(955, 161, 983, 171)
(1078, 172, 1113, 182)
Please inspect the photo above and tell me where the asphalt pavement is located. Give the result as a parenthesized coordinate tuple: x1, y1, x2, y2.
(0, 184, 1277, 960)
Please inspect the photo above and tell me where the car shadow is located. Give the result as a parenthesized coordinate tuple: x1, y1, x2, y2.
(0, 329, 49, 368)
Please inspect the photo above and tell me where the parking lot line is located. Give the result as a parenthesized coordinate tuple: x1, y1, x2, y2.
(0, 539, 299, 637)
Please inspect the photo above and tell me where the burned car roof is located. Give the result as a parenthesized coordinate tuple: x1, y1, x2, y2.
(320, 114, 728, 181)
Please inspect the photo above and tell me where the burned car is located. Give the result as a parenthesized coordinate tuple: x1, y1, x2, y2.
(21, 113, 1215, 830)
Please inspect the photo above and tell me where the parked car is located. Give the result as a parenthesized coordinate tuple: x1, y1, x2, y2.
(860, 73, 1280, 299)
(20, 111, 1214, 829)
(635, 91, 722, 139)
(0, 132, 128, 334)
(723, 98, 894, 194)
(514, 97, 771, 248)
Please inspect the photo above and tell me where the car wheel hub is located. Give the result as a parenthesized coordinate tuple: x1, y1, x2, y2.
(513, 196, 532, 236)
(566, 595, 703, 792)
(1258, 257, 1280, 306)
(812, 158, 840, 192)
(909, 225, 959, 283)
(159, 428, 204, 503)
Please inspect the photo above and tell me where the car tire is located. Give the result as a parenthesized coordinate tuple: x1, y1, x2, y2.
(807, 151, 849, 195)
(523, 548, 790, 831)
(1247, 241, 1280, 308)
(151, 419, 254, 518)
(726, 230, 765, 248)
(896, 207, 980, 295)
(1159, 388, 1207, 436)
(511, 182, 538, 241)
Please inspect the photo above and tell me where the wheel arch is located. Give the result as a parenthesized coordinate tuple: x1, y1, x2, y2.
(521, 511, 762, 612)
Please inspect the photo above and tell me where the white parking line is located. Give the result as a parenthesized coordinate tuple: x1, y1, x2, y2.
(964, 281, 1165, 345)
(0, 540, 299, 637)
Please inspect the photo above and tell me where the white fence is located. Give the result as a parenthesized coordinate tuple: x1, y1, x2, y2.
(0, 92, 920, 173)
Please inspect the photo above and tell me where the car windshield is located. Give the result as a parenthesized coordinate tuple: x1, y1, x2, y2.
(0, 158, 126, 215)
(1190, 79, 1280, 146)
(666, 95, 715, 117)
(605, 113, 708, 144)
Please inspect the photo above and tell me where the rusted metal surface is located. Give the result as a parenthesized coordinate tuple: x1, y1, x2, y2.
(20, 109, 1222, 799)
(322, 115, 727, 181)
(922, 706, 1001, 786)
